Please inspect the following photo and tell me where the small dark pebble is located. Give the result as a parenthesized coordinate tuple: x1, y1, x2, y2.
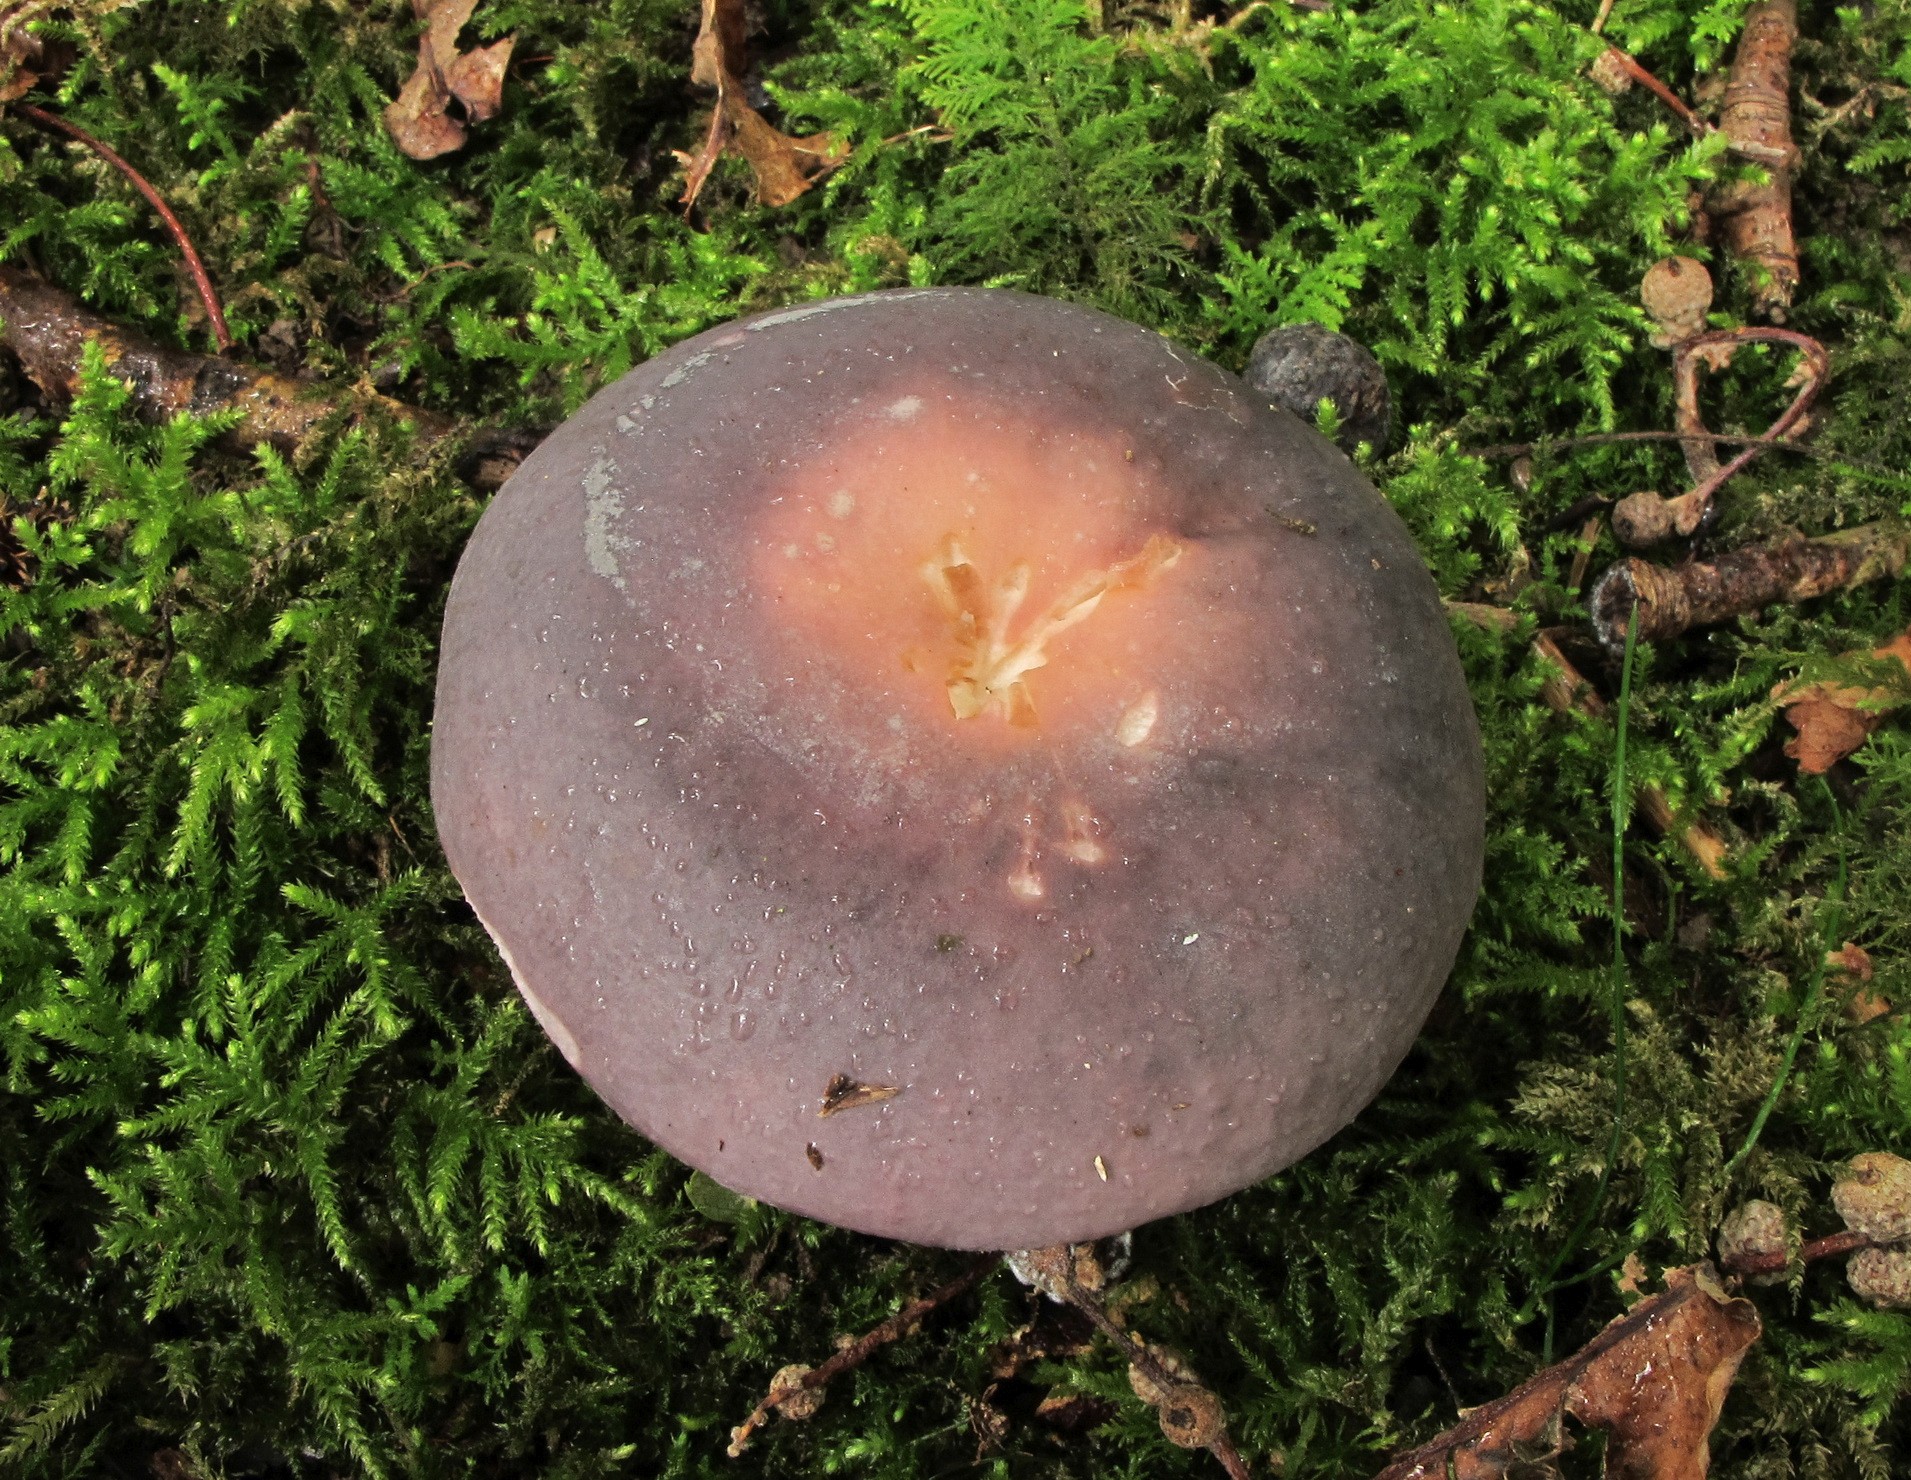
(1244, 322, 1391, 454)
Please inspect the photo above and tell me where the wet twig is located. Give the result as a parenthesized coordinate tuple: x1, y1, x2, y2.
(1590, 521, 1911, 650)
(1609, 327, 1828, 548)
(1597, 47, 1713, 137)
(726, 1256, 1000, 1458)
(1710, 0, 1800, 321)
(1014, 1244, 1252, 1480)
(1723, 1228, 1876, 1280)
(0, 267, 535, 489)
(12, 102, 233, 352)
(1463, 429, 1893, 477)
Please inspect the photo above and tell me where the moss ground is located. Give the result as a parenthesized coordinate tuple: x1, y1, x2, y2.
(4, 1, 1911, 1475)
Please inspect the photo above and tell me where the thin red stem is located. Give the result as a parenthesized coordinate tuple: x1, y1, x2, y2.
(1723, 1227, 1871, 1278)
(14, 102, 233, 352)
(1602, 47, 1712, 138)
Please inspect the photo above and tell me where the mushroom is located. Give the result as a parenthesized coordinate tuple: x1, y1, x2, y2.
(431, 288, 1484, 1251)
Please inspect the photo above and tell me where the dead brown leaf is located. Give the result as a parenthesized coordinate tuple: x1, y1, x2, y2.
(0, 1, 47, 102)
(1373, 1264, 1760, 1480)
(673, 0, 846, 209)
(1773, 632, 1911, 774)
(384, 0, 515, 161)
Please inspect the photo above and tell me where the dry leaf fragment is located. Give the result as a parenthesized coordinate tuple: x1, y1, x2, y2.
(384, 0, 515, 161)
(818, 1073, 900, 1117)
(1375, 1264, 1760, 1480)
(0, 10, 43, 103)
(674, 0, 846, 209)
(1827, 945, 1890, 1023)
(1773, 632, 1911, 774)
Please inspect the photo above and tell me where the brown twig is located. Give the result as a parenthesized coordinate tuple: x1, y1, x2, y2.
(1611, 327, 1829, 548)
(1014, 1245, 1252, 1480)
(0, 267, 533, 489)
(1709, 0, 1800, 321)
(726, 1256, 1000, 1458)
(1598, 47, 1713, 138)
(1673, 329, 1725, 486)
(1590, 520, 1911, 650)
(1676, 328, 1826, 509)
(1722, 1227, 1873, 1279)
(12, 102, 232, 353)
(1536, 627, 1732, 877)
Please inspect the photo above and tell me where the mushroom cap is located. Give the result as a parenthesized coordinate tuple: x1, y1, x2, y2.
(431, 288, 1484, 1251)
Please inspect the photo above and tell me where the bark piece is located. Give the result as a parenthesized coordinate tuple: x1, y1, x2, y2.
(1709, 1, 1800, 321)
(1590, 522, 1911, 649)
(674, 0, 846, 209)
(1374, 1264, 1761, 1480)
(1771, 632, 1911, 774)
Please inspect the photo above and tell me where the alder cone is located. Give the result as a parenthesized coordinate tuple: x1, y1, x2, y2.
(432, 289, 1484, 1249)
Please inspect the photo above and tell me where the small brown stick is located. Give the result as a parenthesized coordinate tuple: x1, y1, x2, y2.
(1612, 327, 1828, 547)
(12, 102, 233, 353)
(726, 1256, 999, 1458)
(1015, 1245, 1253, 1480)
(1598, 48, 1713, 138)
(0, 267, 531, 489)
(1709, 0, 1800, 321)
(1673, 332, 1724, 486)
(1722, 1227, 1873, 1279)
(1675, 328, 1826, 512)
(1590, 521, 1911, 650)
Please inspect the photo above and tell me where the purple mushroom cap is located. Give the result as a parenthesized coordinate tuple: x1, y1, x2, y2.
(430, 288, 1484, 1251)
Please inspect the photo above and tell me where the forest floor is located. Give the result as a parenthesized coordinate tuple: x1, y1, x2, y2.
(4, 1, 1911, 1476)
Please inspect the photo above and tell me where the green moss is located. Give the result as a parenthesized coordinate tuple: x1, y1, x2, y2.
(4, 0, 1911, 1474)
